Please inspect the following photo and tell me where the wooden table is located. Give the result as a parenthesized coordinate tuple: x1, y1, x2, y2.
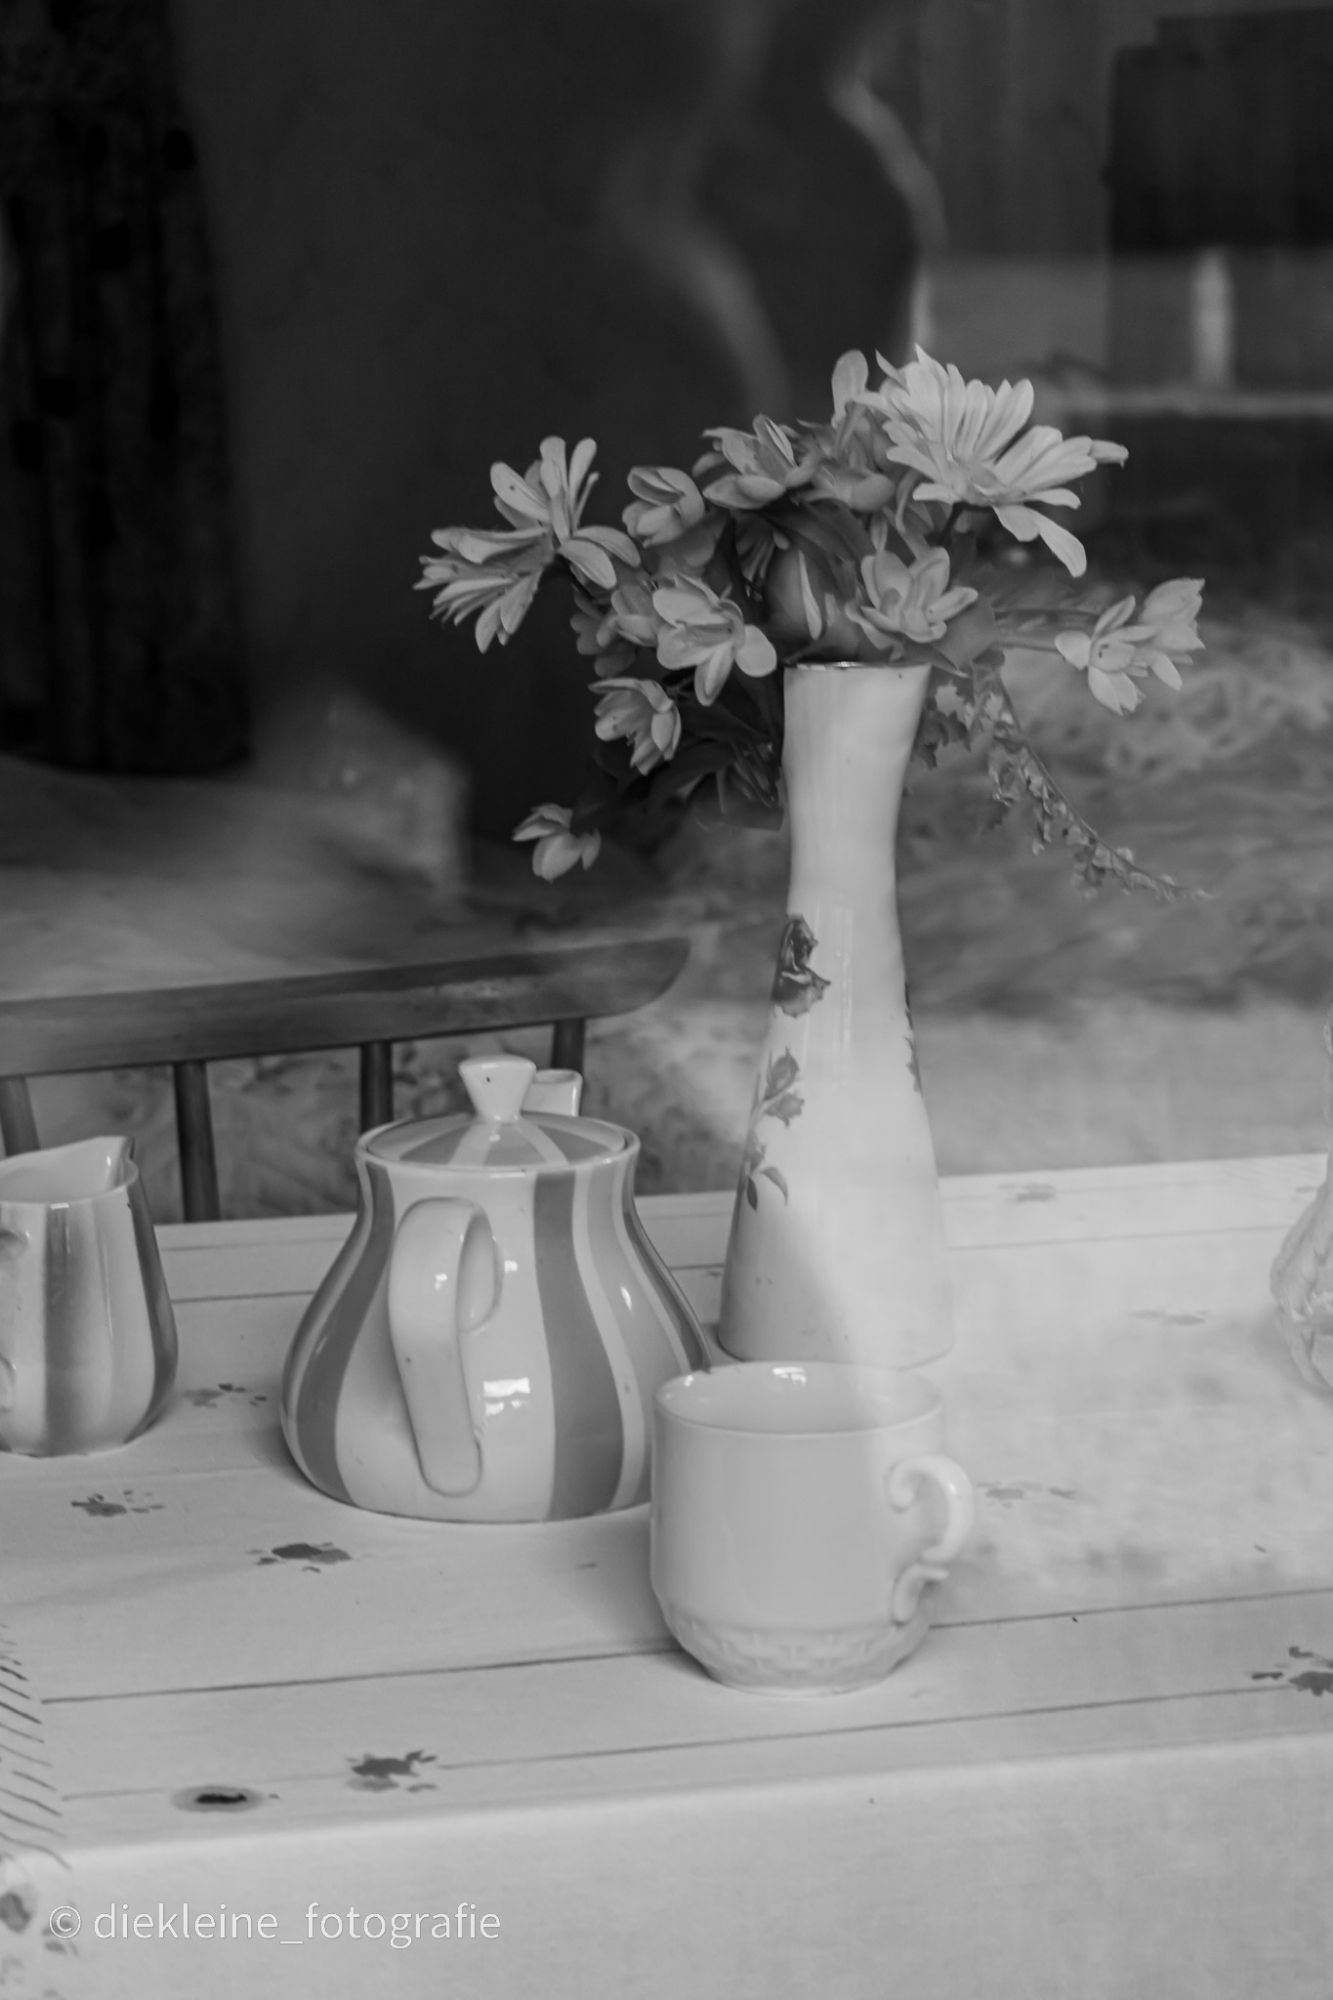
(4, 1156, 1333, 1999)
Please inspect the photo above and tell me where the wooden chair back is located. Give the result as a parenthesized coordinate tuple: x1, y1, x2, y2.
(0, 937, 689, 1220)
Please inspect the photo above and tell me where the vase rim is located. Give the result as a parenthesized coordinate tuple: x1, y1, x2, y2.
(785, 660, 930, 675)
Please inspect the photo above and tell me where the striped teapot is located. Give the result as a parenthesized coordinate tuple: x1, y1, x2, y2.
(280, 1056, 707, 1521)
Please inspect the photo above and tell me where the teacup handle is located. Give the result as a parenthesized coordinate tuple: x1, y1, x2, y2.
(387, 1198, 500, 1497)
(885, 1453, 975, 1626)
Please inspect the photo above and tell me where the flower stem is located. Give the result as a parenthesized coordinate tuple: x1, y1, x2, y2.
(992, 610, 1101, 641)
(989, 684, 1192, 903)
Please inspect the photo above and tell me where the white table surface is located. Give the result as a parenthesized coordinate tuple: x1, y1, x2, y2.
(3, 1156, 1333, 2000)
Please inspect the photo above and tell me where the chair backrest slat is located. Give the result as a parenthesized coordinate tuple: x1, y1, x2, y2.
(0, 939, 685, 1077)
(0, 1078, 39, 1156)
(0, 938, 689, 1223)
(358, 1040, 394, 1133)
(172, 1061, 221, 1222)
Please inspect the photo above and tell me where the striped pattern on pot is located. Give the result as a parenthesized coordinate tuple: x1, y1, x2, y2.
(0, 1139, 177, 1457)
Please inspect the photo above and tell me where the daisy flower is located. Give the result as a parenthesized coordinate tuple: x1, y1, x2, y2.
(592, 677, 683, 772)
(512, 804, 601, 880)
(878, 349, 1126, 577)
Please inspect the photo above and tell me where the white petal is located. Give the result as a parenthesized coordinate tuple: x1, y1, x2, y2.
(656, 631, 696, 673)
(450, 527, 545, 564)
(577, 524, 641, 564)
(831, 349, 869, 413)
(694, 650, 730, 704)
(533, 834, 582, 881)
(1143, 578, 1203, 617)
(475, 598, 504, 651)
(735, 628, 778, 679)
(491, 461, 548, 523)
(1091, 637, 1135, 674)
(913, 547, 952, 589)
(994, 505, 1087, 577)
(1088, 667, 1141, 714)
(561, 538, 618, 590)
(568, 437, 598, 500)
(498, 571, 541, 635)
(653, 583, 712, 623)
(992, 503, 1041, 543)
(1146, 652, 1183, 689)
(883, 441, 947, 482)
(514, 804, 570, 839)
(1032, 516, 1089, 576)
(935, 585, 978, 621)
(1096, 595, 1138, 636)
(978, 376, 1035, 458)
(952, 378, 993, 459)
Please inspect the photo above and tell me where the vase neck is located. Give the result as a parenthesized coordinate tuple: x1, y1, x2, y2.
(782, 665, 928, 892)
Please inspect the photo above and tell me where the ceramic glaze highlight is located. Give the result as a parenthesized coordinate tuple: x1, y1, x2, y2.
(280, 1059, 707, 1521)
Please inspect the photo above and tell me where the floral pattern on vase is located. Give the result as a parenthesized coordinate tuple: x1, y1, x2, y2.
(771, 915, 830, 1017)
(739, 1048, 804, 1210)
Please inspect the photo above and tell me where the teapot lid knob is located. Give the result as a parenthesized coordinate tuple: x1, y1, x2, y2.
(458, 1055, 536, 1124)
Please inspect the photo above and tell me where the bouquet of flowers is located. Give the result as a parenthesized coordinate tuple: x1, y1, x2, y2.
(419, 348, 1204, 895)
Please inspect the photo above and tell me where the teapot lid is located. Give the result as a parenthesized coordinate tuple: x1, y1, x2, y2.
(362, 1056, 629, 1172)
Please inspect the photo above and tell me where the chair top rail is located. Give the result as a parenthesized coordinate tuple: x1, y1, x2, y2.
(0, 936, 690, 1077)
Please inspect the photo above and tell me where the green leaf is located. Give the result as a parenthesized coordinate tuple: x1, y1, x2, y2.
(783, 506, 871, 570)
(642, 737, 732, 803)
(732, 515, 783, 589)
(715, 766, 784, 829)
(765, 1050, 801, 1096)
(796, 553, 823, 638)
(685, 701, 767, 748)
(935, 599, 997, 670)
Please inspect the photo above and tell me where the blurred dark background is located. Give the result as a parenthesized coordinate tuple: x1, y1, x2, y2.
(0, 0, 928, 831)
(4, 0, 1333, 829)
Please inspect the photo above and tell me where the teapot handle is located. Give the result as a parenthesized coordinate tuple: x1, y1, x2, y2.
(387, 1198, 500, 1497)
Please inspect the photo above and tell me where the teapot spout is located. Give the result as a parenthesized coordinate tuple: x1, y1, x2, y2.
(524, 1069, 584, 1117)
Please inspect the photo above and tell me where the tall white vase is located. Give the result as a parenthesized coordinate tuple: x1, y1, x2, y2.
(716, 664, 952, 1369)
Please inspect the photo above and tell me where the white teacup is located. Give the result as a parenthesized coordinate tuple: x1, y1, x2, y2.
(650, 1363, 973, 1695)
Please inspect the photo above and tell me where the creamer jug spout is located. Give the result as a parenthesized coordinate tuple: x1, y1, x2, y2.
(0, 1134, 134, 1203)
(522, 1068, 584, 1117)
